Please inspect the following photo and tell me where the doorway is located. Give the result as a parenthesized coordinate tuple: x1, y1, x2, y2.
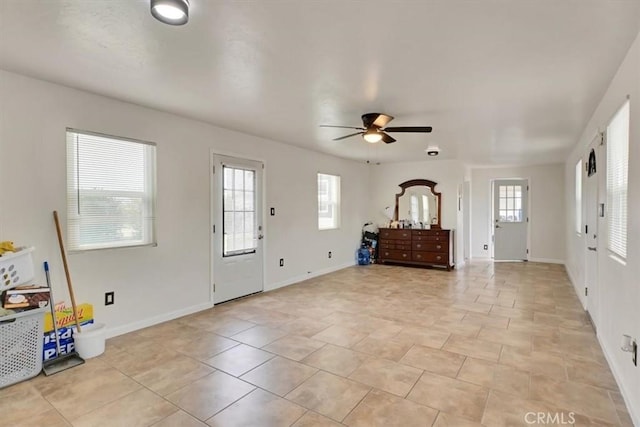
(584, 134, 602, 328)
(212, 154, 264, 304)
(493, 179, 529, 261)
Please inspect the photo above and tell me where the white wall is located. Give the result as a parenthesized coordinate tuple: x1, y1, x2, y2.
(565, 30, 640, 425)
(368, 160, 466, 266)
(0, 70, 369, 337)
(470, 164, 565, 263)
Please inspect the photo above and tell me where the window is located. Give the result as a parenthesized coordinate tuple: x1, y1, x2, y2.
(66, 129, 156, 251)
(223, 166, 256, 256)
(318, 173, 340, 230)
(422, 195, 430, 224)
(606, 100, 630, 260)
(575, 160, 582, 234)
(498, 184, 523, 222)
(410, 195, 419, 223)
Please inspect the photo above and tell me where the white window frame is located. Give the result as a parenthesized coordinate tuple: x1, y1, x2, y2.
(66, 129, 157, 251)
(605, 100, 630, 262)
(575, 159, 582, 235)
(317, 173, 340, 230)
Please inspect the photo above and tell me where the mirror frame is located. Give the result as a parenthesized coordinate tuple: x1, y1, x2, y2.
(394, 179, 442, 228)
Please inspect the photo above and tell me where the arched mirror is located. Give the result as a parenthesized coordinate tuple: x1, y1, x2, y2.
(394, 179, 441, 228)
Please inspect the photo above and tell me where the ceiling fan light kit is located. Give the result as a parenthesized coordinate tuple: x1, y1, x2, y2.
(320, 113, 432, 145)
(150, 0, 189, 25)
(363, 129, 383, 143)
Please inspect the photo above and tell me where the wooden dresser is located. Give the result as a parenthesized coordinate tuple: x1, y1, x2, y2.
(377, 228, 454, 270)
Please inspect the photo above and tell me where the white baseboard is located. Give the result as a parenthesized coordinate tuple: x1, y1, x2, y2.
(267, 261, 355, 291)
(528, 257, 565, 264)
(596, 334, 640, 427)
(106, 301, 214, 339)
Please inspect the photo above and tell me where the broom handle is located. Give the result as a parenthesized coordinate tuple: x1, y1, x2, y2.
(53, 211, 82, 333)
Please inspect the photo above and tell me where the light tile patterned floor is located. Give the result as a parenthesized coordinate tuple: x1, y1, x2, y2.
(0, 262, 635, 426)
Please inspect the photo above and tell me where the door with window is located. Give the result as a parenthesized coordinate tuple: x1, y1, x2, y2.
(212, 155, 264, 304)
(493, 179, 528, 261)
(584, 135, 602, 327)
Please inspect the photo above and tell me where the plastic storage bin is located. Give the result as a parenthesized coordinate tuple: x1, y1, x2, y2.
(0, 307, 46, 388)
(0, 247, 35, 292)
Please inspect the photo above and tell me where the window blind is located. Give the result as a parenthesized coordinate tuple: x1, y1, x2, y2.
(66, 129, 157, 251)
(606, 101, 630, 260)
(318, 173, 340, 230)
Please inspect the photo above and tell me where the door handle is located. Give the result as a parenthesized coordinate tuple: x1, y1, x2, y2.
(495, 225, 501, 228)
(588, 246, 597, 251)
(258, 234, 264, 240)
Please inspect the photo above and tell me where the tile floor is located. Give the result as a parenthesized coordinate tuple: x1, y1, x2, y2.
(0, 261, 635, 426)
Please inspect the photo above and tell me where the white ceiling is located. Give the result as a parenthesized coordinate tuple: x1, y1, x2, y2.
(1, 1, 639, 165)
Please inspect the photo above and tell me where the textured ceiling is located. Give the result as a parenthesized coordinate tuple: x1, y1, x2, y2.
(1, 1, 639, 165)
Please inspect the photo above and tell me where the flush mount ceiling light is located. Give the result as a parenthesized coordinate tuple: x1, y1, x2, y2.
(363, 128, 383, 143)
(151, 0, 190, 25)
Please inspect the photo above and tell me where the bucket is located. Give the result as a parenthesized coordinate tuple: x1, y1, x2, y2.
(74, 323, 106, 359)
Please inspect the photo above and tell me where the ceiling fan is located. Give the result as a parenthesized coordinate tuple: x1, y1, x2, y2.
(320, 113, 432, 144)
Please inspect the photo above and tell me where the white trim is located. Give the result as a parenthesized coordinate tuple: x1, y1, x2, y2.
(267, 262, 354, 291)
(106, 301, 213, 339)
(596, 333, 640, 427)
(527, 258, 565, 264)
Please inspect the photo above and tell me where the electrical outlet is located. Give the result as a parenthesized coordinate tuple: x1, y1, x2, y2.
(279, 258, 284, 267)
(483, 244, 488, 250)
(328, 251, 332, 258)
(105, 291, 114, 306)
(270, 207, 275, 216)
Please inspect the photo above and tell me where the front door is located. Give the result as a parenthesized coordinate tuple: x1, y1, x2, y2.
(212, 154, 264, 304)
(493, 179, 528, 261)
(584, 135, 602, 328)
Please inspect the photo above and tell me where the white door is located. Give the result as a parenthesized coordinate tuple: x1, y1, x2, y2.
(212, 154, 264, 304)
(493, 179, 528, 261)
(584, 135, 602, 327)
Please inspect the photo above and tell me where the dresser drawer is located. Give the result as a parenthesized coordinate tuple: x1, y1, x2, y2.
(379, 229, 412, 240)
(379, 241, 412, 251)
(379, 249, 412, 261)
(413, 235, 448, 242)
(412, 251, 447, 263)
(412, 241, 448, 252)
(412, 229, 449, 237)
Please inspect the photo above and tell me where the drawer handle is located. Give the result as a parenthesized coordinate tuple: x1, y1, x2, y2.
(416, 244, 421, 248)
(436, 245, 441, 249)
(436, 256, 441, 260)
(416, 254, 421, 259)
(402, 253, 407, 258)
(385, 252, 389, 256)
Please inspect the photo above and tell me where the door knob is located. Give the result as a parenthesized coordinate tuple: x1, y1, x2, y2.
(495, 225, 501, 228)
(258, 234, 264, 240)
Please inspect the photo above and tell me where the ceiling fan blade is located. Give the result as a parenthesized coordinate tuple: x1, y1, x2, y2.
(383, 126, 433, 133)
(373, 114, 394, 128)
(320, 125, 365, 130)
(333, 132, 364, 141)
(381, 133, 396, 144)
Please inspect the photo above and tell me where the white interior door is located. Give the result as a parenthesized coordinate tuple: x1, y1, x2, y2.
(584, 135, 602, 327)
(212, 154, 264, 304)
(493, 179, 528, 261)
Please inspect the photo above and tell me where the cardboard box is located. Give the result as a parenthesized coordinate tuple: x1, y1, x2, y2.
(44, 302, 93, 333)
(42, 319, 94, 361)
(3, 286, 50, 309)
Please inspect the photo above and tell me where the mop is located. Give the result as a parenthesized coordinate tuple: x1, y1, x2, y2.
(42, 261, 85, 375)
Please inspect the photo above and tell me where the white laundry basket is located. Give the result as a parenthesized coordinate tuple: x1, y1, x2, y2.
(0, 247, 35, 291)
(0, 307, 46, 388)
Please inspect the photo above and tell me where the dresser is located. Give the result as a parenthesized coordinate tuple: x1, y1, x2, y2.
(377, 228, 454, 270)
